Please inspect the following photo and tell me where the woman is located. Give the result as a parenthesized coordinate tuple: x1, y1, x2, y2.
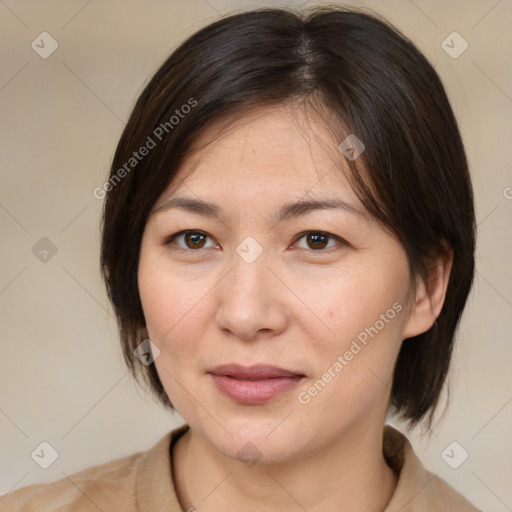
(1, 5, 480, 511)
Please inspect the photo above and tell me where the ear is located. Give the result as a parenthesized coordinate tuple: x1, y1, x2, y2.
(402, 242, 454, 339)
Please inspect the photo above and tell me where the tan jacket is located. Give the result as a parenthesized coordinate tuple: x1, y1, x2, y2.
(0, 424, 481, 511)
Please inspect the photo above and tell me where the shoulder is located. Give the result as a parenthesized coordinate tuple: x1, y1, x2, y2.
(423, 472, 482, 512)
(383, 425, 481, 512)
(0, 450, 145, 512)
(0, 426, 187, 512)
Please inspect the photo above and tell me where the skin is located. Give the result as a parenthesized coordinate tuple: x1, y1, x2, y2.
(137, 104, 453, 512)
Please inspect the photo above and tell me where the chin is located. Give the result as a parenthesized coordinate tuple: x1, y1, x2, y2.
(221, 433, 302, 466)
(202, 413, 310, 464)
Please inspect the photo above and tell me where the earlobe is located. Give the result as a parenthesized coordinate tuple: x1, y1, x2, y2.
(402, 244, 454, 339)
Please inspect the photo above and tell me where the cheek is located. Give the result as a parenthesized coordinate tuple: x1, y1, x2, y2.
(139, 277, 210, 367)
(296, 312, 404, 433)
(137, 270, 206, 412)
(139, 267, 213, 414)
(294, 267, 407, 400)
(138, 247, 214, 346)
(294, 263, 407, 349)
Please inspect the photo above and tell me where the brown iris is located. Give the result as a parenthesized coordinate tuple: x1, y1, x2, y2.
(306, 233, 329, 250)
(184, 232, 208, 249)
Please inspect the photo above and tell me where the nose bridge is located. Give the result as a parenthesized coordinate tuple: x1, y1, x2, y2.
(215, 237, 286, 339)
(227, 238, 269, 305)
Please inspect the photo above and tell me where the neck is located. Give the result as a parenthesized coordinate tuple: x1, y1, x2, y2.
(172, 421, 398, 512)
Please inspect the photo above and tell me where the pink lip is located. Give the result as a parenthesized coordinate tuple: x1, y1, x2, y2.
(208, 364, 305, 405)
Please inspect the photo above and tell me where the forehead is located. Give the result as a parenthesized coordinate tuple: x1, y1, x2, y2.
(163, 104, 361, 204)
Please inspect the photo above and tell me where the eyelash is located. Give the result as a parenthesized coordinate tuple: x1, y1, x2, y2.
(163, 230, 347, 253)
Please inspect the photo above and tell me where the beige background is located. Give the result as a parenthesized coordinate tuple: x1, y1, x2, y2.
(0, 0, 511, 510)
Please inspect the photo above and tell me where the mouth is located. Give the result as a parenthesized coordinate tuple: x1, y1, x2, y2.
(208, 364, 305, 405)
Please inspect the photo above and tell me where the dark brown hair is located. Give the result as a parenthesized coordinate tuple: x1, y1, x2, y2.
(100, 5, 475, 428)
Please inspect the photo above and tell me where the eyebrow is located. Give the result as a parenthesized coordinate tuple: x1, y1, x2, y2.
(152, 196, 365, 224)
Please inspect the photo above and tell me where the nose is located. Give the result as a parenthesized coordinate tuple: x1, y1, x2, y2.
(215, 248, 288, 341)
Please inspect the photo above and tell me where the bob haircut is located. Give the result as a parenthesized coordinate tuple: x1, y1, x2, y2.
(100, 6, 475, 428)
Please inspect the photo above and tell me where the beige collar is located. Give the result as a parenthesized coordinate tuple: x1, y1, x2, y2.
(136, 423, 480, 511)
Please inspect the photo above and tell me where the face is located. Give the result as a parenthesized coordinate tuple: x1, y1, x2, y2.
(138, 105, 418, 464)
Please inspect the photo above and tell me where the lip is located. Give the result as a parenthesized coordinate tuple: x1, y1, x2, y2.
(208, 364, 305, 405)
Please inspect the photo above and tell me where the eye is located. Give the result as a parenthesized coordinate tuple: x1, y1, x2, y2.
(163, 229, 346, 253)
(164, 230, 218, 250)
(293, 231, 345, 252)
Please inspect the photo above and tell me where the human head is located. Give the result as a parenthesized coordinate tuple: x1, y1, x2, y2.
(100, 6, 475, 432)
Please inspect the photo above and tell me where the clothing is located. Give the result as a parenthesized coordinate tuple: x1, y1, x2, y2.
(0, 424, 480, 511)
